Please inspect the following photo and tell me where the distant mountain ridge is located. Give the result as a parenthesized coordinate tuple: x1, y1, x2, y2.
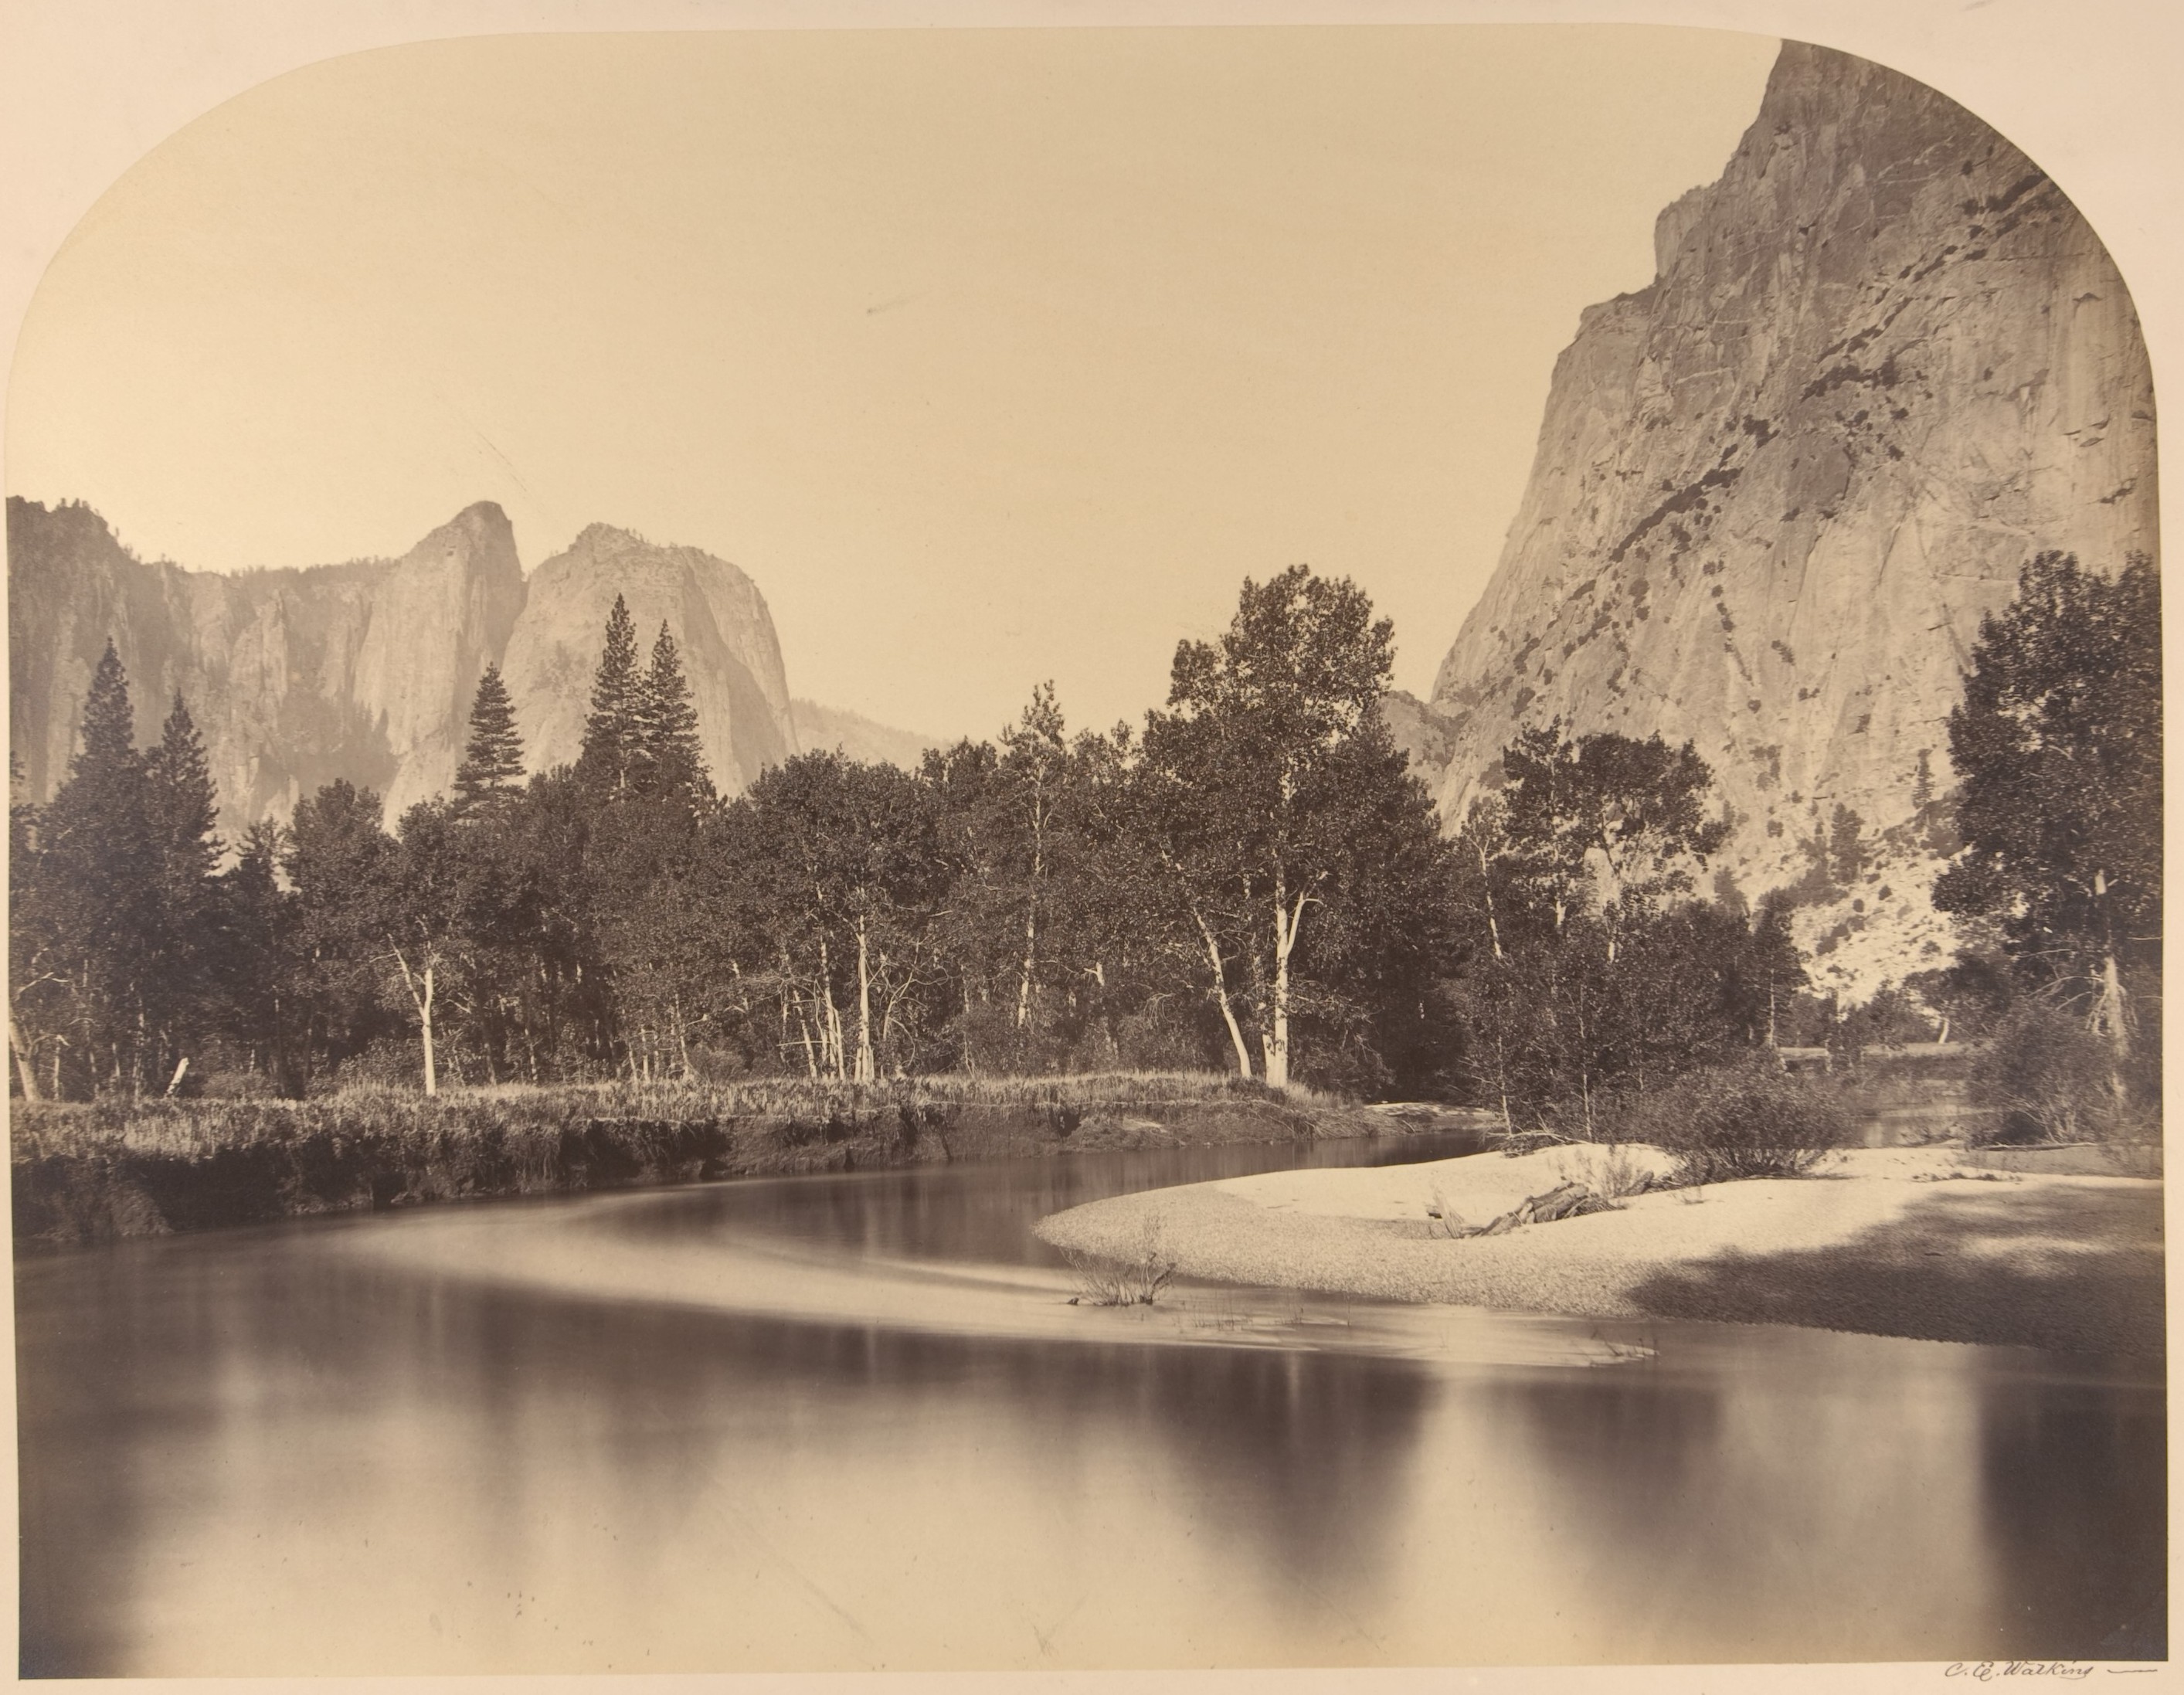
(8, 497, 797, 828)
(789, 699, 943, 771)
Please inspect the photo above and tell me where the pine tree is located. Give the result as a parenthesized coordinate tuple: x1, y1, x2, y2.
(71, 640, 141, 786)
(145, 692, 220, 889)
(141, 692, 222, 1083)
(576, 596, 642, 797)
(216, 816, 294, 1087)
(453, 663, 525, 816)
(633, 623, 712, 805)
(37, 642, 160, 1092)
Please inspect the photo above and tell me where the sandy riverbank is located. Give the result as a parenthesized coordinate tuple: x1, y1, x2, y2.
(1035, 1143, 2165, 1355)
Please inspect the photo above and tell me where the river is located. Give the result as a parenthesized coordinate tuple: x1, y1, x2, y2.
(15, 1133, 2164, 1674)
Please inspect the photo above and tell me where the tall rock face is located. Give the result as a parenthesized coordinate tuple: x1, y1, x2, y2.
(1421, 40, 2156, 990)
(8, 501, 799, 831)
(9, 498, 525, 827)
(499, 523, 796, 789)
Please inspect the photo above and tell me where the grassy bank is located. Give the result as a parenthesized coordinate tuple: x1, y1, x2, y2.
(11, 1072, 1398, 1246)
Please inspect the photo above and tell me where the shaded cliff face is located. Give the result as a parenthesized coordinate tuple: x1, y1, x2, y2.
(498, 524, 796, 792)
(8, 501, 798, 830)
(1422, 40, 2156, 987)
(8, 498, 525, 827)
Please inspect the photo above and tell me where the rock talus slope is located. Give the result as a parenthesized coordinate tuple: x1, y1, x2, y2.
(8, 499, 800, 827)
(1421, 42, 2156, 987)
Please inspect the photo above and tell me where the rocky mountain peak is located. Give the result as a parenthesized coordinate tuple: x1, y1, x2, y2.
(9, 500, 798, 831)
(1416, 40, 2156, 997)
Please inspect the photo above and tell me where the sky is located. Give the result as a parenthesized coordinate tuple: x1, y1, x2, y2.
(6, 24, 1778, 742)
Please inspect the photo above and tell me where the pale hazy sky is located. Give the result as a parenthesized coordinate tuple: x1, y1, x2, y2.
(8, 25, 1778, 741)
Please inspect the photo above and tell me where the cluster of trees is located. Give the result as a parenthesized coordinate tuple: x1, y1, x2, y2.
(1448, 725, 1807, 1134)
(10, 572, 1462, 1100)
(12, 549, 2154, 1135)
(1925, 550, 2162, 1133)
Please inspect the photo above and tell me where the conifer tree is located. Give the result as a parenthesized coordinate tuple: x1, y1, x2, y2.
(576, 596, 642, 797)
(146, 692, 220, 890)
(453, 663, 525, 816)
(633, 623, 712, 804)
(37, 642, 161, 1092)
(216, 816, 294, 1087)
(142, 691, 222, 1082)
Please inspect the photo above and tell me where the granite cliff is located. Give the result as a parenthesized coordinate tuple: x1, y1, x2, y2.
(1416, 41, 2157, 994)
(8, 498, 799, 828)
(498, 523, 795, 793)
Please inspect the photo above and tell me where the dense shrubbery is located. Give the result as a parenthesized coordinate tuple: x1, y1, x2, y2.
(1968, 1002, 2152, 1146)
(1621, 1058, 1853, 1183)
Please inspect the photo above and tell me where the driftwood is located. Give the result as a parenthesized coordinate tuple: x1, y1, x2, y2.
(1445, 1172, 1655, 1239)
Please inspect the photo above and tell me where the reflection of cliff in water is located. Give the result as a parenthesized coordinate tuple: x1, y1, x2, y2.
(1975, 1358, 2166, 1659)
(18, 1148, 2165, 1674)
(1472, 1325, 2162, 1663)
(17, 1208, 1434, 1676)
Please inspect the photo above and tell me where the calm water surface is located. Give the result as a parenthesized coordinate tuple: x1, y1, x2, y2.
(16, 1133, 2165, 1674)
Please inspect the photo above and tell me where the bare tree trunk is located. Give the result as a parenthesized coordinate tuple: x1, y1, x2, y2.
(854, 918, 876, 1084)
(390, 946, 439, 1096)
(1194, 909, 1254, 1079)
(1266, 881, 1307, 1092)
(1474, 838, 1504, 960)
(2096, 949, 2130, 1112)
(421, 966, 437, 1096)
(673, 995, 693, 1079)
(1015, 900, 1039, 1032)
(8, 1013, 41, 1102)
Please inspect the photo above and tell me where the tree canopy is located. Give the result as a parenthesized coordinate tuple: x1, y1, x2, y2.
(1933, 550, 2162, 1074)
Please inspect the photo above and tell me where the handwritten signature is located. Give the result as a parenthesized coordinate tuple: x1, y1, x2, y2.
(1945, 1666, 2097, 1683)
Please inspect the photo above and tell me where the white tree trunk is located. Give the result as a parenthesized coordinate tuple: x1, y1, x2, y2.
(420, 966, 437, 1096)
(1266, 885, 1307, 1091)
(8, 1012, 41, 1102)
(1194, 910, 1254, 1079)
(854, 918, 876, 1084)
(391, 946, 439, 1096)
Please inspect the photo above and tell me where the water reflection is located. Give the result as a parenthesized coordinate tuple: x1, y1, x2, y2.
(1976, 1360, 2167, 1659)
(15, 1135, 2165, 1675)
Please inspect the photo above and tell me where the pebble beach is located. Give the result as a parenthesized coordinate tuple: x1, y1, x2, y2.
(1035, 1143, 2165, 1356)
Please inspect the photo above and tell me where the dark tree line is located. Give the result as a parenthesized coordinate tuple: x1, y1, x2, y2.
(12, 576, 1479, 1099)
(26, 560, 2041, 1118)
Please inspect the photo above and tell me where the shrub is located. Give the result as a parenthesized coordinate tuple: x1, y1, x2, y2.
(1623, 1058, 1852, 1183)
(1551, 1141, 1659, 1201)
(1968, 1001, 2126, 1145)
(1063, 1215, 1178, 1306)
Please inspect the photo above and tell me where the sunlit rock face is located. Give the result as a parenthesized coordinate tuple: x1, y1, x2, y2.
(1415, 40, 2156, 994)
(499, 522, 796, 793)
(8, 500, 798, 831)
(8, 498, 525, 827)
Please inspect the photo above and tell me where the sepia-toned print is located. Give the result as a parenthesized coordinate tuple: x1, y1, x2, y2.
(5, 21, 2162, 1678)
